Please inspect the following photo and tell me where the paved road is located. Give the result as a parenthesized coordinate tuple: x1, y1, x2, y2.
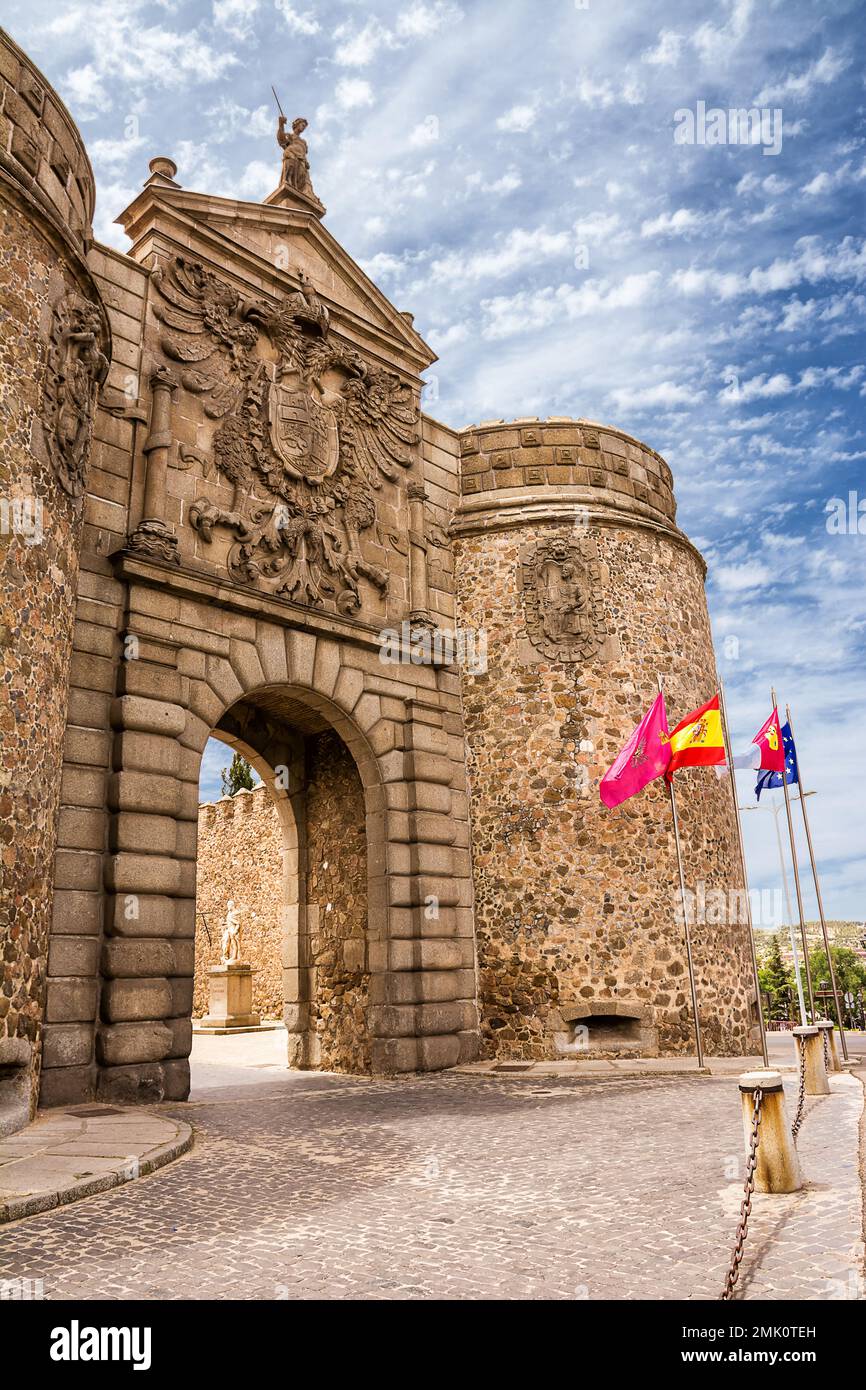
(0, 1034, 861, 1301)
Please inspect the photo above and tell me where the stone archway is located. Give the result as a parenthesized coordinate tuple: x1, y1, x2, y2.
(196, 697, 375, 1072)
(40, 568, 480, 1107)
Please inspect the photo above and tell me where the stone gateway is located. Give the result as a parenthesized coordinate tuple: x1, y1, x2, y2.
(0, 29, 760, 1127)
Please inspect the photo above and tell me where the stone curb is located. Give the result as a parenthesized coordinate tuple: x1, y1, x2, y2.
(0, 1109, 193, 1225)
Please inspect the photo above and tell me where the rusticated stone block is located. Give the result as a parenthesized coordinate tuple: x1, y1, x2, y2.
(108, 770, 181, 817)
(101, 977, 173, 1023)
(96, 1063, 167, 1105)
(162, 1058, 190, 1100)
(110, 695, 187, 737)
(45, 977, 98, 1024)
(104, 852, 182, 896)
(41, 1023, 93, 1070)
(48, 935, 99, 978)
(106, 893, 178, 938)
(97, 1021, 173, 1066)
(101, 938, 177, 979)
(110, 812, 178, 856)
(38, 1065, 95, 1108)
(52, 889, 102, 935)
(112, 730, 180, 776)
(417, 1034, 461, 1070)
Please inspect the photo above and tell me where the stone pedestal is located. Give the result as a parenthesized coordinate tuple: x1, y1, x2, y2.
(199, 964, 260, 1031)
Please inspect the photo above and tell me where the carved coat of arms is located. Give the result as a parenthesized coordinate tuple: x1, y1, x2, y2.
(150, 256, 419, 614)
(42, 292, 110, 498)
(521, 536, 604, 663)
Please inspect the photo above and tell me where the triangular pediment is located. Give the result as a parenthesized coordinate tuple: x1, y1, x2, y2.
(114, 177, 435, 378)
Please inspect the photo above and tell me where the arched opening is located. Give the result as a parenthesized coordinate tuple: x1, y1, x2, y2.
(190, 683, 376, 1091)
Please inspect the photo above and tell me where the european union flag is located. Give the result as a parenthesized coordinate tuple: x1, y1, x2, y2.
(755, 721, 798, 800)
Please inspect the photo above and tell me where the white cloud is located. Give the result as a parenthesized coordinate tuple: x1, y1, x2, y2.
(608, 381, 700, 410)
(778, 298, 815, 331)
(756, 47, 849, 105)
(480, 271, 660, 339)
(335, 78, 374, 110)
(691, 0, 754, 67)
(395, 2, 463, 39)
(88, 135, 146, 168)
(642, 29, 683, 67)
(235, 159, 273, 199)
(496, 103, 538, 134)
(276, 2, 320, 35)
(212, 0, 258, 40)
(430, 227, 573, 285)
(641, 207, 708, 239)
(714, 561, 771, 592)
(64, 63, 109, 115)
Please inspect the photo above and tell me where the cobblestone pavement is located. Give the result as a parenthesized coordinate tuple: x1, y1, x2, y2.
(0, 1057, 862, 1301)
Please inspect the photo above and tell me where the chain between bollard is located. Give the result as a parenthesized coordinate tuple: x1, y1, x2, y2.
(721, 1086, 763, 1301)
(791, 1041, 807, 1140)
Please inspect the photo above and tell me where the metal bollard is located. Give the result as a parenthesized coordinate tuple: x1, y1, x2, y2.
(815, 1018, 842, 1073)
(793, 1025, 831, 1095)
(739, 1070, 802, 1193)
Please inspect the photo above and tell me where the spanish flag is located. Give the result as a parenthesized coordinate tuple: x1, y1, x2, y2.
(665, 693, 725, 781)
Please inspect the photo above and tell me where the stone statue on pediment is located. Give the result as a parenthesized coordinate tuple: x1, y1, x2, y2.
(278, 115, 315, 198)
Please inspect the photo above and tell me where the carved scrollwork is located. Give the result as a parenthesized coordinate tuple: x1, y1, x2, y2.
(521, 536, 605, 663)
(152, 255, 419, 611)
(42, 291, 109, 497)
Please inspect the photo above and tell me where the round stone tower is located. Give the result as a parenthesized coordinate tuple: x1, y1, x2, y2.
(0, 30, 110, 1129)
(452, 417, 758, 1061)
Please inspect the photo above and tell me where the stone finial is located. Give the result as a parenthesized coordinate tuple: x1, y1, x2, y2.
(147, 156, 179, 186)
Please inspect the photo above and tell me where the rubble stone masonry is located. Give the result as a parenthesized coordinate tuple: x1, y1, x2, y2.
(451, 419, 758, 1061)
(0, 29, 109, 1127)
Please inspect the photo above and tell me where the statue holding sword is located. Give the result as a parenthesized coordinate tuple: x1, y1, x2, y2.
(272, 85, 315, 198)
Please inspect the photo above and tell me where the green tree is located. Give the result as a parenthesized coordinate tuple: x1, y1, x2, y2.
(220, 752, 255, 797)
(759, 935, 794, 1021)
(808, 946, 866, 1023)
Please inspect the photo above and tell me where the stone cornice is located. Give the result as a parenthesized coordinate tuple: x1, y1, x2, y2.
(112, 552, 393, 653)
(450, 494, 707, 576)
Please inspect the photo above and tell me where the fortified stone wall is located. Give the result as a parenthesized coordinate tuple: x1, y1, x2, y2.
(195, 787, 284, 1020)
(0, 29, 758, 1122)
(304, 729, 369, 1072)
(451, 418, 758, 1061)
(0, 29, 110, 1129)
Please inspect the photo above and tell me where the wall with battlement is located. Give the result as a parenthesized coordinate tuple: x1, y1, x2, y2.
(451, 418, 758, 1061)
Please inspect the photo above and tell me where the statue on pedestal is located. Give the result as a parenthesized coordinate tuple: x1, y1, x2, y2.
(221, 900, 244, 964)
(277, 115, 315, 198)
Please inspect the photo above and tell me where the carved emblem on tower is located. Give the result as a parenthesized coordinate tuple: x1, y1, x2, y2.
(151, 256, 419, 613)
(41, 291, 109, 498)
(520, 535, 604, 663)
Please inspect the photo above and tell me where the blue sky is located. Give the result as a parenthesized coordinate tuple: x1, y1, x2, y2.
(9, 0, 865, 918)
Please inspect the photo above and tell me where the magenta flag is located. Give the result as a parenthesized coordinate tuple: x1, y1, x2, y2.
(599, 691, 671, 809)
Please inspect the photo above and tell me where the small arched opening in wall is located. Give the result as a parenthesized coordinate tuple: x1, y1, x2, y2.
(192, 683, 374, 1087)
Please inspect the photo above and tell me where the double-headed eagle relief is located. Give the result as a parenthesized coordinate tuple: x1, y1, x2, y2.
(150, 255, 419, 613)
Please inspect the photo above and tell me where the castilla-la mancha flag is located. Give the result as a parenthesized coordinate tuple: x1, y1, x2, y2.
(665, 693, 725, 781)
(599, 691, 671, 808)
(752, 706, 785, 772)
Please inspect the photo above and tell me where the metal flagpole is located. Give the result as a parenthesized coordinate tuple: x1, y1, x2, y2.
(771, 801, 808, 1027)
(771, 686, 815, 1021)
(658, 676, 704, 1068)
(785, 703, 849, 1061)
(718, 678, 769, 1067)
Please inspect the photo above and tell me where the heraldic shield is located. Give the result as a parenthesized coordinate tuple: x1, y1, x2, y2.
(268, 371, 340, 484)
